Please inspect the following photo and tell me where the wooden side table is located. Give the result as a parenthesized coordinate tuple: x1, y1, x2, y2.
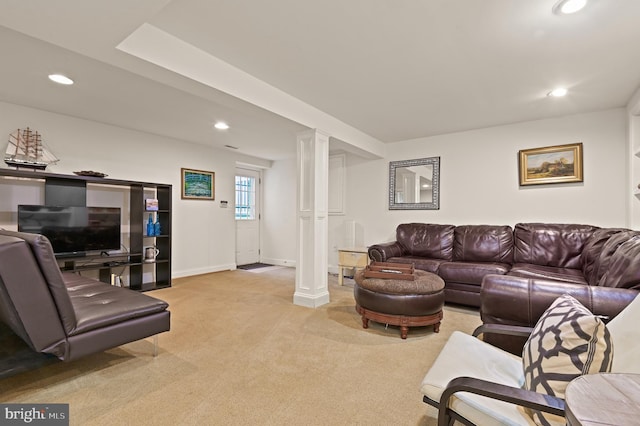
(565, 373, 640, 426)
(337, 247, 369, 285)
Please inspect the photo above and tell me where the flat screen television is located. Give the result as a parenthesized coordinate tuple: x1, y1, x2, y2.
(18, 205, 121, 257)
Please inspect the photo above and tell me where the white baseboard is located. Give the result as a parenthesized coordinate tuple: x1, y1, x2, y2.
(260, 257, 296, 268)
(293, 291, 330, 308)
(173, 261, 342, 280)
(172, 263, 236, 279)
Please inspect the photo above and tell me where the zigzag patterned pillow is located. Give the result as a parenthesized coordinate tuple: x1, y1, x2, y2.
(522, 294, 613, 426)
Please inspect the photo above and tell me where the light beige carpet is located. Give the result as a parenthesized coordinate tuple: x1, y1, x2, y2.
(0, 268, 481, 425)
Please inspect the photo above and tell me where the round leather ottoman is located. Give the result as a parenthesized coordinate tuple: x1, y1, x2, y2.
(353, 269, 445, 339)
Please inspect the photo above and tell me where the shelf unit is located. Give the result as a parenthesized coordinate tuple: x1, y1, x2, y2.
(0, 168, 172, 291)
(134, 183, 172, 290)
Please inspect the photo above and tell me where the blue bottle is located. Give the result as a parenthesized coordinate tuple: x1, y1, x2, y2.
(154, 218, 161, 236)
(147, 214, 154, 236)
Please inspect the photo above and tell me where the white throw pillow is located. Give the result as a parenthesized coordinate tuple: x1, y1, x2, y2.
(606, 293, 640, 373)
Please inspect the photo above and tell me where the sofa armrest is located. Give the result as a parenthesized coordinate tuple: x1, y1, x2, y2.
(480, 274, 638, 354)
(472, 323, 534, 339)
(435, 376, 565, 426)
(481, 274, 638, 326)
(368, 241, 405, 262)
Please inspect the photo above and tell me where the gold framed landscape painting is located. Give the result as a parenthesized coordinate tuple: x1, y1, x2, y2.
(518, 143, 583, 186)
(181, 168, 215, 200)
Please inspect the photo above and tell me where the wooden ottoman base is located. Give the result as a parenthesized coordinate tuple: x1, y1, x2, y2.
(355, 303, 443, 339)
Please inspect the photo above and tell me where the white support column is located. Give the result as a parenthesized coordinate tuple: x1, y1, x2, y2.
(294, 129, 330, 308)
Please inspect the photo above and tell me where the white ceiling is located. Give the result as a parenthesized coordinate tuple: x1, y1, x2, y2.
(1, 0, 640, 161)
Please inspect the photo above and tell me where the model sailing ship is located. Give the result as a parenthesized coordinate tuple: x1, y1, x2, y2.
(4, 127, 59, 170)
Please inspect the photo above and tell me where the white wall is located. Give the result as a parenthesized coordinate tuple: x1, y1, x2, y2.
(261, 157, 297, 266)
(324, 108, 629, 270)
(627, 88, 640, 230)
(1, 102, 630, 279)
(0, 101, 270, 278)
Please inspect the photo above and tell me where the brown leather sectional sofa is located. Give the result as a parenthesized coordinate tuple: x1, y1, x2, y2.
(0, 229, 170, 361)
(368, 222, 640, 308)
(480, 275, 638, 354)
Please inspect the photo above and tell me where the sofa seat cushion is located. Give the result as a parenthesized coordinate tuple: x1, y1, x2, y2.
(438, 261, 510, 285)
(64, 273, 169, 336)
(420, 331, 532, 426)
(386, 256, 444, 274)
(508, 263, 587, 285)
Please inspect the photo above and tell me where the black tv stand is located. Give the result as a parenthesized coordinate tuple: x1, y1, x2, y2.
(0, 168, 172, 291)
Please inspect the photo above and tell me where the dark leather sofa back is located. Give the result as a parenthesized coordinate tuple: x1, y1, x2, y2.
(594, 230, 640, 286)
(513, 223, 598, 269)
(581, 228, 629, 286)
(0, 229, 78, 334)
(396, 223, 455, 261)
(600, 235, 640, 289)
(453, 225, 513, 263)
(0, 235, 67, 356)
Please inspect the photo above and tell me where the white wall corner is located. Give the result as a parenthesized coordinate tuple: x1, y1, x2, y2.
(628, 87, 640, 116)
(328, 153, 346, 215)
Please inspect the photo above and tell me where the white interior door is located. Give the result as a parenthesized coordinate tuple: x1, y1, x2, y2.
(235, 168, 261, 266)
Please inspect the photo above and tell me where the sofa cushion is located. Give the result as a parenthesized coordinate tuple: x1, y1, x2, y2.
(599, 235, 640, 290)
(513, 223, 598, 269)
(395, 223, 454, 260)
(0, 235, 67, 355)
(593, 230, 640, 286)
(64, 272, 169, 336)
(453, 225, 513, 263)
(581, 228, 628, 286)
(438, 261, 510, 285)
(606, 293, 640, 373)
(0, 229, 77, 334)
(507, 263, 587, 285)
(522, 294, 613, 426)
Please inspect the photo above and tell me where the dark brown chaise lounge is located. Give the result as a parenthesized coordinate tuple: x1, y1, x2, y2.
(0, 229, 170, 362)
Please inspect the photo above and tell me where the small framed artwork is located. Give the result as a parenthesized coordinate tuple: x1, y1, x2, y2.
(181, 168, 215, 200)
(518, 143, 583, 186)
(145, 198, 159, 211)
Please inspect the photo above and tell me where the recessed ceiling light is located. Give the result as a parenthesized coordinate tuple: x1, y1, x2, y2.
(214, 121, 229, 130)
(553, 0, 587, 15)
(48, 74, 74, 85)
(548, 88, 568, 97)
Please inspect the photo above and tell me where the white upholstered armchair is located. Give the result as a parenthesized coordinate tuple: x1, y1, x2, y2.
(420, 293, 640, 426)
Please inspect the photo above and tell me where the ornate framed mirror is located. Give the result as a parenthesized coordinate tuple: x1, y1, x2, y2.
(389, 157, 440, 210)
